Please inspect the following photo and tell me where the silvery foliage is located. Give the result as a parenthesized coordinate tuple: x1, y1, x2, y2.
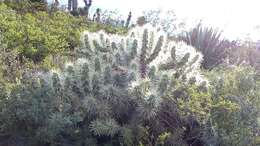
(34, 25, 206, 139)
(75, 25, 206, 97)
(143, 9, 186, 37)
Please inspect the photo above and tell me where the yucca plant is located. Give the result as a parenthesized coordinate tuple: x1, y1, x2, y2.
(180, 24, 229, 69)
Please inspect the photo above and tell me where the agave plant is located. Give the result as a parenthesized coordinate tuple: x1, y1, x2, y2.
(180, 24, 229, 69)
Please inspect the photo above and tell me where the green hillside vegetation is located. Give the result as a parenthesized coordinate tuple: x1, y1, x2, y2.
(0, 1, 259, 146)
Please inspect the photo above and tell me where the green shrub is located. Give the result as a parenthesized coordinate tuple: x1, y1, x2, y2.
(0, 3, 85, 63)
(1, 17, 258, 146)
(203, 66, 260, 146)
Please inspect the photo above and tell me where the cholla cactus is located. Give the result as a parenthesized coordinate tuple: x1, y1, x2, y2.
(68, 0, 78, 14)
(125, 11, 132, 28)
(78, 25, 204, 86)
(72, 25, 205, 137)
(6, 25, 205, 145)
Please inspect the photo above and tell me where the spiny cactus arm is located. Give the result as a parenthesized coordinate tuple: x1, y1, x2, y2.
(89, 118, 120, 137)
(157, 74, 169, 94)
(137, 94, 159, 120)
(125, 11, 132, 28)
(82, 96, 97, 113)
(156, 46, 178, 71)
(81, 62, 90, 76)
(80, 63, 91, 95)
(119, 127, 135, 146)
(140, 29, 149, 78)
(148, 66, 156, 80)
(188, 54, 200, 67)
(105, 38, 111, 50)
(140, 29, 149, 61)
(111, 41, 119, 51)
(171, 46, 177, 62)
(112, 71, 129, 88)
(52, 72, 62, 96)
(92, 74, 101, 96)
(119, 39, 126, 52)
(83, 0, 92, 7)
(145, 35, 164, 65)
(94, 58, 101, 72)
(66, 66, 83, 97)
(72, 0, 78, 12)
(148, 31, 155, 50)
(83, 34, 92, 51)
(114, 53, 122, 66)
(129, 39, 138, 59)
(99, 33, 106, 47)
(68, 0, 72, 10)
(177, 53, 190, 67)
(92, 40, 109, 53)
(158, 54, 192, 72)
(76, 34, 93, 58)
(64, 66, 74, 90)
(159, 62, 176, 71)
(103, 66, 112, 85)
(182, 54, 201, 75)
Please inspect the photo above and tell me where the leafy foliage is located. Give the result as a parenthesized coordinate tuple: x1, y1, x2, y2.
(203, 66, 260, 146)
(3, 0, 48, 13)
(0, 3, 85, 63)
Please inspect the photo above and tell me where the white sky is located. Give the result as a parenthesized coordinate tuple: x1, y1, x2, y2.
(57, 0, 260, 41)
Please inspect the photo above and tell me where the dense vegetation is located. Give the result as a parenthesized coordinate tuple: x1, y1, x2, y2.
(0, 1, 259, 146)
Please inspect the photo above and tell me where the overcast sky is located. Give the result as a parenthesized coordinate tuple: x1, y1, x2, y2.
(56, 0, 260, 40)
